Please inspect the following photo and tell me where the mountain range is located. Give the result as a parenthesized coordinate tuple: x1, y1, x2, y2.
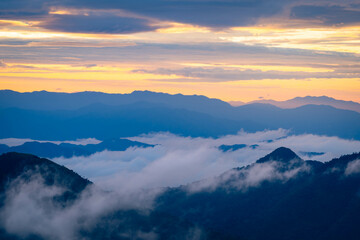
(1, 90, 360, 140)
(0, 90, 230, 116)
(0, 138, 153, 159)
(0, 148, 360, 239)
(230, 96, 360, 113)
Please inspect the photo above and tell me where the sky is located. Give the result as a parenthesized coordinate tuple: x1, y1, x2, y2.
(0, 0, 360, 102)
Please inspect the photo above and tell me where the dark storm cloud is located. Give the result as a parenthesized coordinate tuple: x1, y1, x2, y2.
(291, 5, 360, 25)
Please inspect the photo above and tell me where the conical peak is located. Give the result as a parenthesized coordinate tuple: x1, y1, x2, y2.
(256, 147, 302, 164)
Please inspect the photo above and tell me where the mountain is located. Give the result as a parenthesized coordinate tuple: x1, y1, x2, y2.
(1, 149, 360, 239)
(240, 96, 360, 113)
(256, 146, 301, 163)
(0, 90, 232, 117)
(0, 102, 259, 140)
(219, 144, 247, 152)
(227, 100, 244, 106)
(155, 148, 360, 240)
(234, 104, 360, 140)
(0, 139, 153, 159)
(0, 152, 91, 196)
(218, 144, 258, 152)
(0, 152, 206, 240)
(1, 91, 360, 140)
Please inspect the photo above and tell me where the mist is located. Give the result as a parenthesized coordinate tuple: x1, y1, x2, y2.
(1, 130, 359, 239)
(51, 130, 360, 191)
(0, 173, 161, 240)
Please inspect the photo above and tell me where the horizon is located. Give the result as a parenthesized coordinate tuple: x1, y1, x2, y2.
(0, 0, 359, 102)
(2, 88, 360, 104)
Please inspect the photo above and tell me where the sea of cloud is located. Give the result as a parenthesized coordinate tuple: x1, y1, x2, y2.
(49, 129, 360, 191)
(1, 129, 360, 240)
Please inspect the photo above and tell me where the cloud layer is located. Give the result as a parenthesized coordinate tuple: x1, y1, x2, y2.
(291, 5, 360, 25)
(1, 0, 360, 34)
(39, 14, 157, 34)
(1, 130, 360, 239)
(0, 174, 160, 240)
(50, 130, 360, 191)
(134, 65, 360, 82)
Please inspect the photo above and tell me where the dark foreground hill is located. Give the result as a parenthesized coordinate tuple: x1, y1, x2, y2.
(155, 148, 360, 240)
(0, 138, 153, 159)
(0, 152, 199, 240)
(0, 152, 91, 195)
(1, 149, 360, 239)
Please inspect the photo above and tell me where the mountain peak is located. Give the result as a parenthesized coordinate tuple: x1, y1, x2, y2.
(256, 147, 301, 164)
(0, 152, 91, 193)
(293, 96, 333, 101)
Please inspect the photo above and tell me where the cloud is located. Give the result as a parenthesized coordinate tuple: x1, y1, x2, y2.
(51, 130, 360, 192)
(84, 64, 97, 68)
(1, 0, 360, 32)
(53, 145, 241, 192)
(27, 41, 136, 48)
(345, 159, 360, 176)
(101, 0, 289, 28)
(0, 173, 161, 240)
(0, 59, 7, 68)
(38, 13, 158, 34)
(0, 1, 160, 34)
(133, 66, 360, 82)
(2, 130, 360, 239)
(6, 0, 288, 28)
(0, 0, 48, 20)
(291, 5, 360, 26)
(1, 41, 358, 72)
(187, 159, 309, 193)
(1, 175, 71, 239)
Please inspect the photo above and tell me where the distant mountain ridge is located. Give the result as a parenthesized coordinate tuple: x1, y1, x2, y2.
(230, 96, 360, 113)
(1, 90, 360, 140)
(0, 103, 253, 140)
(0, 89, 232, 116)
(0, 138, 153, 159)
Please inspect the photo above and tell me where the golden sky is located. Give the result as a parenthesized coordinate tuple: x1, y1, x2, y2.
(0, 1, 360, 102)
